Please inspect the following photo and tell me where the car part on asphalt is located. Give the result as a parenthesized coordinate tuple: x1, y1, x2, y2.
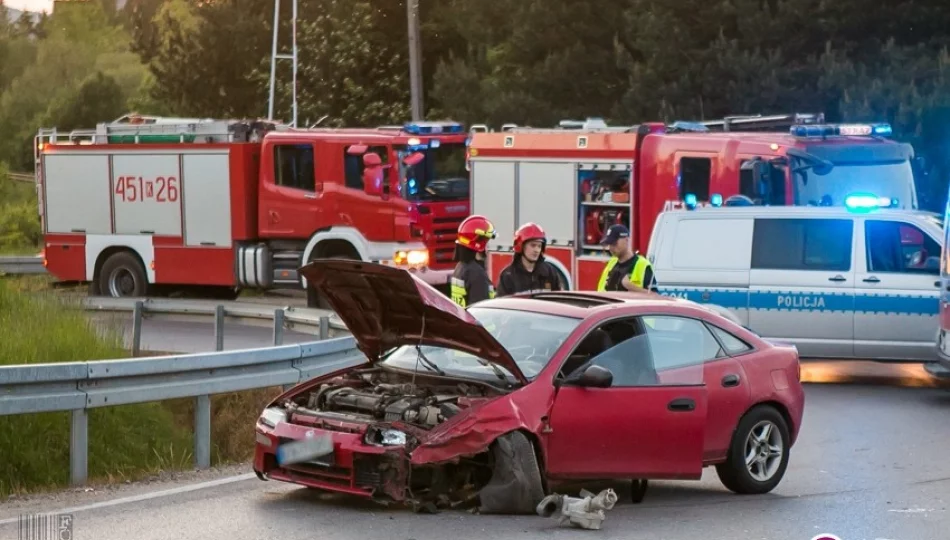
(536, 488, 619, 530)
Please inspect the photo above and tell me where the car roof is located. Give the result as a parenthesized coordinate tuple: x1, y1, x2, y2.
(663, 206, 942, 221)
(471, 291, 696, 319)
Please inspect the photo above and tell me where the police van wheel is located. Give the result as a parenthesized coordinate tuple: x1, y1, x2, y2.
(716, 405, 790, 495)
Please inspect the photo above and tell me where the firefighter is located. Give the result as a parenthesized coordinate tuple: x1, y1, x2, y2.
(450, 215, 497, 307)
(597, 224, 658, 293)
(496, 222, 563, 296)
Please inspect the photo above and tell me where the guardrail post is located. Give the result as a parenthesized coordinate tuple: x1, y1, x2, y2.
(131, 300, 143, 357)
(195, 395, 211, 469)
(70, 409, 88, 485)
(273, 309, 284, 346)
(214, 305, 225, 351)
(319, 316, 329, 340)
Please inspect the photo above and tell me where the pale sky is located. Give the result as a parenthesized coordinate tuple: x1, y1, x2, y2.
(5, 0, 54, 13)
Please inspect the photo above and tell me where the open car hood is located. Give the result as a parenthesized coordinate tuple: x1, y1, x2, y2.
(298, 260, 527, 385)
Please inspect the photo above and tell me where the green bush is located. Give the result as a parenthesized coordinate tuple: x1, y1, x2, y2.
(0, 166, 41, 255)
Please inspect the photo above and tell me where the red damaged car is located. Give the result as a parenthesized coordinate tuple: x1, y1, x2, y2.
(252, 260, 805, 513)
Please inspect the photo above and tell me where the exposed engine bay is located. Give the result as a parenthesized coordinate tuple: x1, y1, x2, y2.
(285, 368, 504, 431)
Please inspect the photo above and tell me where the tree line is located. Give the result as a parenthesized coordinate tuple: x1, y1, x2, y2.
(2, 0, 949, 208)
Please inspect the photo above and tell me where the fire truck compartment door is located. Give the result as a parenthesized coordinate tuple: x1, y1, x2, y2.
(111, 154, 182, 237)
(182, 153, 232, 247)
(471, 161, 516, 244)
(517, 162, 576, 246)
(43, 153, 112, 235)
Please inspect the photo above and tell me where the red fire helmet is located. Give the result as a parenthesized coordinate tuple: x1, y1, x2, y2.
(513, 222, 547, 254)
(456, 215, 496, 253)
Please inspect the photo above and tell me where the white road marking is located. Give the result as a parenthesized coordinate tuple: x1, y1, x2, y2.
(0, 473, 257, 525)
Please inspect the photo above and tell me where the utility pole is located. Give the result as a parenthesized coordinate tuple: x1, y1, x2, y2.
(268, 0, 298, 127)
(407, 0, 423, 121)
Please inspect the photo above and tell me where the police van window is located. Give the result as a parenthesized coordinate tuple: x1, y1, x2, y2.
(707, 324, 753, 355)
(752, 218, 852, 271)
(273, 144, 315, 191)
(343, 145, 389, 191)
(678, 157, 711, 201)
(865, 220, 940, 274)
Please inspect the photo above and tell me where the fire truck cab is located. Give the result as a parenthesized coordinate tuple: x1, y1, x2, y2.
(467, 114, 919, 292)
(33, 114, 470, 305)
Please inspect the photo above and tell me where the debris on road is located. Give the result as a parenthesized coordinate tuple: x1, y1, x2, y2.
(536, 488, 618, 530)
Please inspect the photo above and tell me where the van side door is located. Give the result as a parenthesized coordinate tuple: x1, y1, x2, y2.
(747, 217, 856, 358)
(854, 217, 941, 361)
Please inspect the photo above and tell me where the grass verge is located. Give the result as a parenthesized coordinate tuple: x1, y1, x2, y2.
(0, 277, 285, 496)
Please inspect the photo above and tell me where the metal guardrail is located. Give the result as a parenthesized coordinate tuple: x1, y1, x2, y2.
(80, 297, 347, 354)
(0, 255, 45, 274)
(7, 172, 33, 183)
(0, 294, 357, 486)
(0, 336, 366, 486)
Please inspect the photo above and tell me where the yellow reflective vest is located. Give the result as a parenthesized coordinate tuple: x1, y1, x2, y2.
(597, 254, 654, 292)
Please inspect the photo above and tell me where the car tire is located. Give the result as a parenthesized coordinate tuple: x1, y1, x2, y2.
(716, 405, 790, 495)
(478, 431, 546, 514)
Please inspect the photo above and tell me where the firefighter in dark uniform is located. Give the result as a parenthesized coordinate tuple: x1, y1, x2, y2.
(496, 222, 563, 296)
(597, 224, 658, 293)
(450, 215, 497, 307)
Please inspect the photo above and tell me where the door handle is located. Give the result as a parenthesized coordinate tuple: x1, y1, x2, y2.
(936, 281, 941, 288)
(863, 276, 880, 283)
(721, 374, 740, 388)
(269, 210, 280, 223)
(667, 398, 695, 412)
(304, 193, 317, 199)
(828, 275, 846, 282)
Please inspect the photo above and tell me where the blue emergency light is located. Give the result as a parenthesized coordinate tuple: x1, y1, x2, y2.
(844, 192, 899, 212)
(403, 121, 465, 135)
(710, 193, 723, 207)
(789, 123, 892, 138)
(684, 193, 698, 210)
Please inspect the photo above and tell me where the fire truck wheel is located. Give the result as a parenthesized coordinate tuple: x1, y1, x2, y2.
(98, 252, 149, 298)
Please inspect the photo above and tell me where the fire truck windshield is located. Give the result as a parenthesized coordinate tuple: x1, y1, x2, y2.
(793, 158, 917, 209)
(398, 142, 468, 201)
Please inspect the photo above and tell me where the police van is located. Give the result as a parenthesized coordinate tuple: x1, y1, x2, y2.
(646, 194, 943, 362)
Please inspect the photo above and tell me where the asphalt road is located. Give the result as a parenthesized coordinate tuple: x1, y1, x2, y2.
(2, 383, 948, 540)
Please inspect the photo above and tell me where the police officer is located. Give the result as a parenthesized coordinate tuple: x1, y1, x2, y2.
(496, 222, 563, 296)
(450, 215, 497, 307)
(597, 224, 657, 293)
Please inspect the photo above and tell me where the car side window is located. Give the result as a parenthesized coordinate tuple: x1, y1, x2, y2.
(865, 220, 940, 275)
(708, 324, 753, 355)
(751, 218, 853, 271)
(641, 316, 723, 370)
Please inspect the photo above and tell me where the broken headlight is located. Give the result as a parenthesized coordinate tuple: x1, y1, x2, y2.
(365, 427, 408, 446)
(258, 407, 287, 429)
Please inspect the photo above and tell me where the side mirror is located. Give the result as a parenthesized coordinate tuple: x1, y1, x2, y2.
(563, 364, 613, 388)
(403, 152, 425, 167)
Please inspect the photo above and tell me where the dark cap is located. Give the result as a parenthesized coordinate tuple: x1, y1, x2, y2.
(599, 224, 630, 245)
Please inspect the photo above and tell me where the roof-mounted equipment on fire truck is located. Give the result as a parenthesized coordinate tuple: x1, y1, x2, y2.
(789, 122, 893, 138)
(37, 114, 287, 147)
(401, 121, 465, 135)
(696, 113, 825, 132)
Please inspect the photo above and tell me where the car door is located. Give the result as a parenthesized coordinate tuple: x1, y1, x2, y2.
(854, 217, 942, 361)
(543, 316, 707, 480)
(747, 217, 856, 358)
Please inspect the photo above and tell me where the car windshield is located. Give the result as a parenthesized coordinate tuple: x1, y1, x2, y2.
(380, 306, 581, 383)
(792, 158, 917, 209)
(398, 142, 469, 202)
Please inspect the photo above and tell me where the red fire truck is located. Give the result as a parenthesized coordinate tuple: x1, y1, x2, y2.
(466, 114, 919, 291)
(33, 114, 470, 306)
